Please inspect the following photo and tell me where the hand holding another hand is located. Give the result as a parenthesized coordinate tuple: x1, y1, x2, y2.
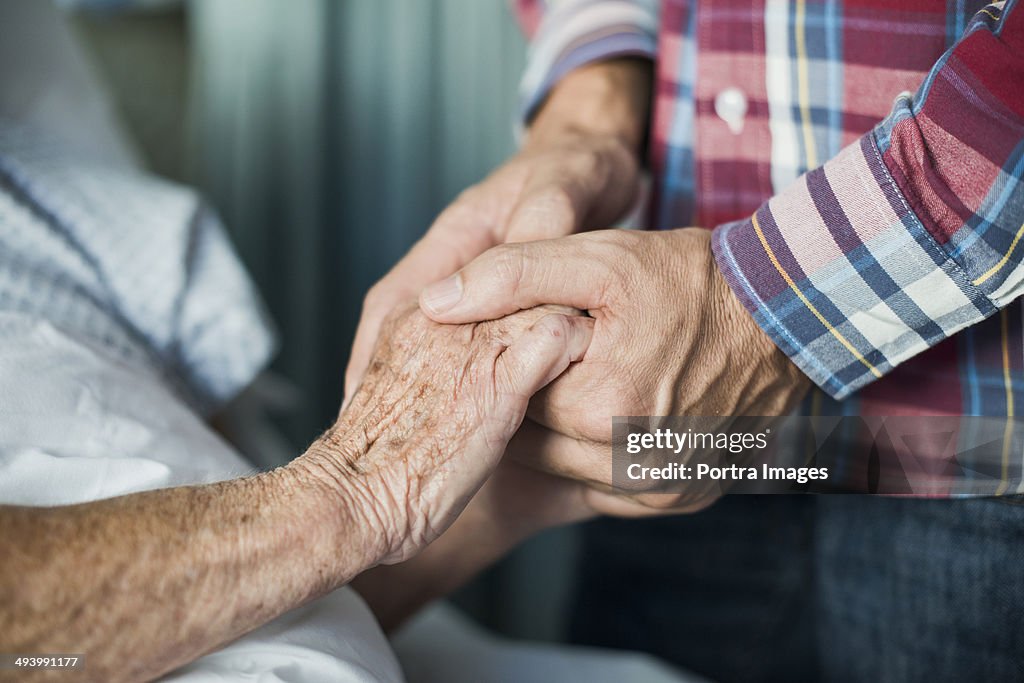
(307, 304, 593, 565)
(344, 59, 650, 404)
(418, 228, 810, 515)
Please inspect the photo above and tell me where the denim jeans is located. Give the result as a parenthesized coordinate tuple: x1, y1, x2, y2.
(568, 496, 1024, 682)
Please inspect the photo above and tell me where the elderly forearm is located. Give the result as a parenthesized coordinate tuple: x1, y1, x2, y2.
(0, 448, 373, 683)
(0, 304, 593, 682)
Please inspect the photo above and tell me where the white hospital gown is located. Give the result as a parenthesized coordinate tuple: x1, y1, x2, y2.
(0, 126, 403, 682)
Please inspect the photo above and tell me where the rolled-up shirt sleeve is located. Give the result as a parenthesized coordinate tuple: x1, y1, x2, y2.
(513, 0, 659, 124)
(712, 1, 1024, 400)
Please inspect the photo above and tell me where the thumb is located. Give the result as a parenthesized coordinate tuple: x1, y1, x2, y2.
(419, 236, 610, 324)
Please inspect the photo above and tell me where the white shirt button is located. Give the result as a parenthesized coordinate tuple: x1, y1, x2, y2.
(715, 87, 748, 135)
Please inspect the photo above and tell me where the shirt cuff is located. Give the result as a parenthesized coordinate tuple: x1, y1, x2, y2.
(711, 133, 995, 400)
(518, 0, 658, 125)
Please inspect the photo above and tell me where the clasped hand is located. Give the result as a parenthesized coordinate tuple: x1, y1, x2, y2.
(412, 228, 810, 515)
(316, 303, 592, 564)
(342, 56, 808, 519)
(347, 228, 808, 519)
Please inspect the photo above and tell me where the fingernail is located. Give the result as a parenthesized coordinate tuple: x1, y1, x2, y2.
(421, 274, 463, 315)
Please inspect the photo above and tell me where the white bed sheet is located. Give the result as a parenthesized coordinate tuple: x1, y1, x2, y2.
(0, 311, 403, 682)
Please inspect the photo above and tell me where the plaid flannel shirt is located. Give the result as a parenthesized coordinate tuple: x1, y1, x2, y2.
(514, 0, 1024, 419)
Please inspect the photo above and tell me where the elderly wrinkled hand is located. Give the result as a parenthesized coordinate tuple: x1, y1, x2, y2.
(0, 302, 591, 682)
(342, 60, 650, 406)
(307, 303, 593, 563)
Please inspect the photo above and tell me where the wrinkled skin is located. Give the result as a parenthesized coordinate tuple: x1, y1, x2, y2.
(307, 304, 593, 564)
(0, 303, 590, 682)
(420, 228, 811, 515)
(342, 130, 639, 408)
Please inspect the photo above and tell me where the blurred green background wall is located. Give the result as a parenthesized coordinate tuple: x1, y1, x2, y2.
(187, 1, 528, 448)
(189, 1, 527, 447)
(71, 0, 580, 643)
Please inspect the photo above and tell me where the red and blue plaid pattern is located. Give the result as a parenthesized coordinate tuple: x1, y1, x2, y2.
(515, 0, 1024, 421)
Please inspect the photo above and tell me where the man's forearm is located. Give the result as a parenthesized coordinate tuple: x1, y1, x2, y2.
(526, 58, 653, 157)
(0, 454, 370, 683)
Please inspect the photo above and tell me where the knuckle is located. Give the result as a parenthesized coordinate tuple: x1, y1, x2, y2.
(491, 243, 528, 291)
(585, 235, 633, 298)
(534, 313, 571, 342)
(570, 146, 604, 177)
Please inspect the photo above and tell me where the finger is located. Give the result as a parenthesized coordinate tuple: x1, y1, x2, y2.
(506, 418, 607, 484)
(419, 235, 611, 323)
(581, 488, 701, 518)
(503, 143, 637, 243)
(343, 305, 389, 408)
(494, 314, 594, 418)
(502, 168, 585, 243)
(508, 421, 712, 516)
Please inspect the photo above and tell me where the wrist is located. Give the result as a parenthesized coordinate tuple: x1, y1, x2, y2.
(283, 433, 391, 579)
(527, 58, 652, 158)
(705, 234, 811, 407)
